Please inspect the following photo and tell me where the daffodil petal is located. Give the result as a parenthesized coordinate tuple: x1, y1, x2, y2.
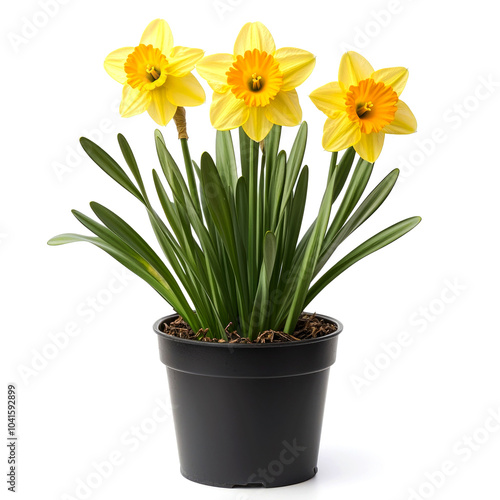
(339, 51, 374, 89)
(147, 86, 177, 126)
(165, 73, 205, 107)
(234, 22, 275, 56)
(371, 67, 409, 95)
(354, 131, 385, 162)
(167, 46, 204, 77)
(210, 91, 249, 130)
(196, 53, 233, 93)
(274, 47, 315, 90)
(309, 82, 346, 118)
(383, 100, 417, 134)
(119, 85, 151, 117)
(265, 89, 302, 126)
(140, 19, 174, 54)
(243, 107, 273, 142)
(322, 113, 361, 152)
(104, 47, 134, 84)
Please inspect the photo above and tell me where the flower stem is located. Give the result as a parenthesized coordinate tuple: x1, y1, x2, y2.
(248, 139, 258, 296)
(174, 107, 201, 216)
(328, 151, 338, 180)
(180, 138, 201, 215)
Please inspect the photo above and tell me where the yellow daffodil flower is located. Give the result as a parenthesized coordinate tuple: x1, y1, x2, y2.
(310, 51, 417, 162)
(104, 19, 205, 126)
(196, 22, 316, 142)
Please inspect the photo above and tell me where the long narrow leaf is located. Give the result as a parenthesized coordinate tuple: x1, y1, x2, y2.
(117, 134, 149, 202)
(316, 168, 400, 273)
(326, 157, 373, 240)
(248, 232, 277, 338)
(281, 166, 309, 276)
(283, 171, 336, 333)
(201, 152, 250, 334)
(279, 122, 307, 217)
(80, 137, 143, 202)
(305, 217, 422, 306)
(216, 130, 238, 192)
(47, 232, 198, 328)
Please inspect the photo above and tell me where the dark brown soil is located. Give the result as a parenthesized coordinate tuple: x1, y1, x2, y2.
(160, 313, 337, 343)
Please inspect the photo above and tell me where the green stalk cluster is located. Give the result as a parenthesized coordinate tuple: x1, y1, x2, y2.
(49, 124, 420, 341)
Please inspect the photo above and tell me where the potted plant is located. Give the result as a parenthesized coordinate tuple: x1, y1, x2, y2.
(49, 19, 420, 488)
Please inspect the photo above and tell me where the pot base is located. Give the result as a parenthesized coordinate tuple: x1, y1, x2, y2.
(179, 466, 318, 488)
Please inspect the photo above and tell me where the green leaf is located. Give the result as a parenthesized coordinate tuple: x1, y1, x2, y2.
(79, 137, 143, 202)
(152, 170, 187, 250)
(239, 126, 258, 180)
(155, 132, 188, 206)
(281, 166, 309, 275)
(117, 134, 148, 202)
(264, 125, 282, 196)
(283, 170, 337, 333)
(256, 153, 266, 266)
(154, 137, 229, 304)
(248, 231, 277, 339)
(179, 137, 202, 216)
(200, 152, 238, 270)
(326, 157, 373, 240)
(235, 177, 249, 253)
(296, 148, 354, 253)
(263, 125, 281, 171)
(155, 166, 228, 298)
(216, 130, 238, 192)
(89, 201, 174, 282)
(316, 168, 400, 273)
(152, 171, 228, 337)
(332, 147, 356, 203)
(48, 232, 159, 288)
(48, 231, 199, 329)
(269, 151, 286, 230)
(279, 122, 307, 217)
(243, 131, 260, 297)
(306, 216, 422, 306)
(201, 151, 249, 333)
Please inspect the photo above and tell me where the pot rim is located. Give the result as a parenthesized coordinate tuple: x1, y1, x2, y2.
(153, 312, 342, 349)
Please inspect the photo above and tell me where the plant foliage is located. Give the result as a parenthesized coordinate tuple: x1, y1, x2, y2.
(49, 124, 420, 340)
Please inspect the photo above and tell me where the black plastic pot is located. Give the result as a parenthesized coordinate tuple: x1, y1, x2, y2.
(154, 313, 342, 488)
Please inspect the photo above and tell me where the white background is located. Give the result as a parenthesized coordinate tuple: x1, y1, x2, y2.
(2, 0, 499, 499)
